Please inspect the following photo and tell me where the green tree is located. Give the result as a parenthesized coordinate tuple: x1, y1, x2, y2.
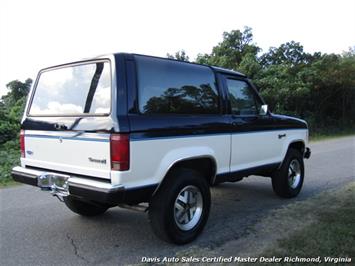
(192, 27, 355, 132)
(0, 79, 32, 144)
(167, 50, 190, 62)
(260, 41, 313, 66)
(238, 52, 261, 79)
(196, 27, 260, 70)
(302, 52, 355, 128)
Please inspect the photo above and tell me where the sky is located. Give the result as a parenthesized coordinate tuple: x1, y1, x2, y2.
(1, 0, 355, 97)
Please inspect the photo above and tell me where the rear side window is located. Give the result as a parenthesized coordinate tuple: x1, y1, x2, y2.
(29, 61, 111, 116)
(135, 56, 219, 114)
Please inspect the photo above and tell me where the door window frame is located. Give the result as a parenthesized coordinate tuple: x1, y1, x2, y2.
(221, 75, 266, 117)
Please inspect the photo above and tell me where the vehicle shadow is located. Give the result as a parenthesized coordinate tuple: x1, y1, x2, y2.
(53, 177, 297, 264)
(1, 177, 305, 266)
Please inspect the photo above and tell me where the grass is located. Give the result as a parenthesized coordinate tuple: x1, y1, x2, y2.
(309, 127, 355, 142)
(167, 183, 355, 266)
(0, 179, 20, 187)
(260, 182, 355, 265)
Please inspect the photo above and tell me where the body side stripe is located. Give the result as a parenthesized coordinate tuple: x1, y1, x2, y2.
(130, 128, 306, 142)
(25, 134, 109, 142)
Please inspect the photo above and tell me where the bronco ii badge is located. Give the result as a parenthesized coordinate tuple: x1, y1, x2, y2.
(88, 157, 107, 164)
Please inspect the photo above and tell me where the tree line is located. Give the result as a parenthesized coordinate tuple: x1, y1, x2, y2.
(169, 27, 355, 134)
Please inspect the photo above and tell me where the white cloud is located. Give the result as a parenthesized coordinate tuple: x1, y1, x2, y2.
(94, 107, 110, 114)
(39, 67, 73, 96)
(31, 101, 83, 115)
(93, 86, 110, 112)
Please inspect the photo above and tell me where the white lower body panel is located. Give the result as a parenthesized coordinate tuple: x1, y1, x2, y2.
(22, 130, 111, 179)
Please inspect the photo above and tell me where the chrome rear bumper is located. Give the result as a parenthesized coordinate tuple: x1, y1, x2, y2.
(11, 166, 125, 204)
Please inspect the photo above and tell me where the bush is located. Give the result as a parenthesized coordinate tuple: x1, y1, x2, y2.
(0, 139, 20, 185)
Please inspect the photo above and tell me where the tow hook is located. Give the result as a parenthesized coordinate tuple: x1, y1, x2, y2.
(37, 172, 70, 202)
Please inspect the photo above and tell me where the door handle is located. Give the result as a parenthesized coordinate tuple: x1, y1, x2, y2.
(278, 133, 286, 139)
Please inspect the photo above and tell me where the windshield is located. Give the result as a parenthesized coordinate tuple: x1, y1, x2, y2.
(29, 61, 111, 116)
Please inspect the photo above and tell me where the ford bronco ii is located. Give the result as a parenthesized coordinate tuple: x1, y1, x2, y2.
(12, 53, 311, 244)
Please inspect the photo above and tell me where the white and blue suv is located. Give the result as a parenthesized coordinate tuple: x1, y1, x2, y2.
(12, 53, 311, 244)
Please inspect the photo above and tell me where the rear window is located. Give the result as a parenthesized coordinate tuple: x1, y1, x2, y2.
(135, 56, 219, 114)
(29, 61, 111, 116)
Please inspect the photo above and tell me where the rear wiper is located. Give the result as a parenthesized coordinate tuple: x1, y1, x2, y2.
(69, 117, 83, 130)
(84, 63, 104, 113)
(71, 131, 85, 138)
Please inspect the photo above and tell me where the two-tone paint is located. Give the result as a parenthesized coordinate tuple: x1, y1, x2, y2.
(18, 53, 308, 204)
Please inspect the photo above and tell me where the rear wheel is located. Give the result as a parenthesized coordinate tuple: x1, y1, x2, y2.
(272, 148, 304, 198)
(64, 196, 109, 216)
(149, 168, 211, 244)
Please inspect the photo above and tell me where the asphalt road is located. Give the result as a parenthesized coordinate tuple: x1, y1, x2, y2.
(0, 136, 354, 266)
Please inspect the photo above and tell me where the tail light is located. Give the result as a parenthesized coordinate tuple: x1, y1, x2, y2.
(20, 129, 25, 158)
(110, 134, 130, 171)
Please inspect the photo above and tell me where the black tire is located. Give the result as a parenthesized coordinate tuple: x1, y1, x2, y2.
(63, 196, 109, 217)
(272, 148, 304, 198)
(149, 168, 211, 244)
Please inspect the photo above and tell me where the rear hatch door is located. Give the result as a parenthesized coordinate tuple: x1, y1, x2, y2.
(22, 59, 114, 180)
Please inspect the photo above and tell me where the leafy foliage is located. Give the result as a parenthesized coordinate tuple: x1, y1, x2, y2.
(0, 79, 31, 185)
(192, 29, 355, 133)
(0, 79, 32, 144)
(0, 140, 21, 186)
(196, 27, 260, 70)
(167, 50, 190, 62)
(144, 85, 218, 114)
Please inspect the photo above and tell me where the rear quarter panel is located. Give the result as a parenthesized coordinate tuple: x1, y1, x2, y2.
(111, 133, 230, 188)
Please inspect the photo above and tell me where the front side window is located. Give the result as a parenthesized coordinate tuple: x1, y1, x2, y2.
(29, 61, 111, 116)
(136, 56, 219, 114)
(226, 79, 261, 115)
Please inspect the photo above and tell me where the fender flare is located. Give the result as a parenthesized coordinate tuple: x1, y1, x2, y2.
(279, 139, 306, 168)
(152, 147, 218, 195)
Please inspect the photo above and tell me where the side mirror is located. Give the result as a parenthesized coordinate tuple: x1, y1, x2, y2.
(259, 104, 268, 115)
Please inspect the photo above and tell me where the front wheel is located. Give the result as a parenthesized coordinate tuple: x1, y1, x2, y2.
(272, 148, 304, 198)
(148, 168, 211, 244)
